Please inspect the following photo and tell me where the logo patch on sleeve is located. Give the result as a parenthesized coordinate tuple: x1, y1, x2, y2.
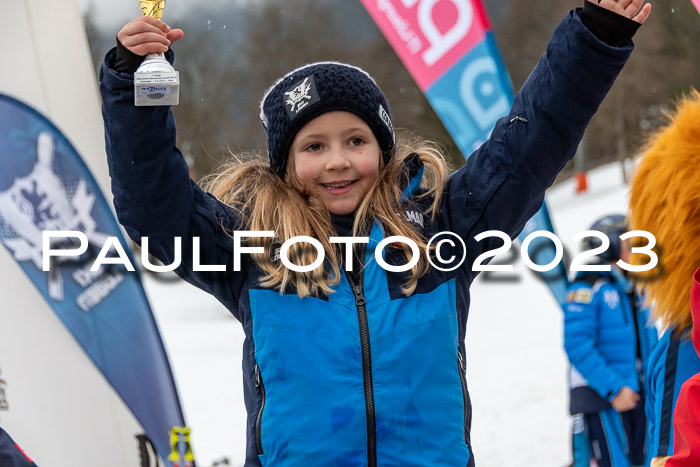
(566, 289, 593, 304)
(284, 75, 320, 120)
(603, 290, 620, 309)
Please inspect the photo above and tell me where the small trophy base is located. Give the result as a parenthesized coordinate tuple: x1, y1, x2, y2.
(134, 53, 180, 106)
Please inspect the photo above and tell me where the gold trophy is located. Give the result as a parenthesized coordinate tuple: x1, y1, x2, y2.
(134, 0, 180, 106)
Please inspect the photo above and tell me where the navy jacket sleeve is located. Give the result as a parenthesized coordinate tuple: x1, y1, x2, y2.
(0, 429, 38, 467)
(440, 9, 633, 272)
(564, 282, 625, 401)
(99, 48, 247, 321)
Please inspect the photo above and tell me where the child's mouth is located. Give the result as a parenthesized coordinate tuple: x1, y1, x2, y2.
(321, 180, 356, 191)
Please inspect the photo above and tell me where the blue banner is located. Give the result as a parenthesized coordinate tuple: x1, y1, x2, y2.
(0, 94, 194, 467)
(518, 204, 569, 305)
(425, 34, 514, 154)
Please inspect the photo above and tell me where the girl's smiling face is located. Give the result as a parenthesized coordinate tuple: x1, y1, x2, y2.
(290, 111, 381, 215)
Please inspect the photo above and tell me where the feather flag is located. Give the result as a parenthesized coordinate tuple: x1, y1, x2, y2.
(0, 93, 195, 467)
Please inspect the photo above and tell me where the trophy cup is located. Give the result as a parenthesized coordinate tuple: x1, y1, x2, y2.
(134, 0, 180, 106)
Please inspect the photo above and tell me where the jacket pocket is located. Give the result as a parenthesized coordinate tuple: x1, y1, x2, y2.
(255, 363, 266, 456)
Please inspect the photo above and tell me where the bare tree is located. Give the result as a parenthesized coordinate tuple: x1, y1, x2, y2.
(82, 0, 700, 182)
(494, 0, 700, 180)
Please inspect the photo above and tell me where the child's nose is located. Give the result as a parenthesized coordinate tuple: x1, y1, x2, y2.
(325, 147, 351, 170)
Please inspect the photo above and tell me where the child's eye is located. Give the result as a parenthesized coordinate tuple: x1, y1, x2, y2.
(349, 137, 365, 146)
(305, 143, 322, 152)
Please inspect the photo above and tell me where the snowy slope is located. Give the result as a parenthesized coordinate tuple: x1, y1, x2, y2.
(467, 161, 631, 467)
(145, 161, 631, 467)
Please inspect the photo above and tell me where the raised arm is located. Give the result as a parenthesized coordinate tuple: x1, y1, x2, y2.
(100, 19, 246, 319)
(440, 3, 649, 271)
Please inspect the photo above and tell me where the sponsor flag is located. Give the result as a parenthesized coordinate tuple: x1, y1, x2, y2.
(358, 0, 569, 304)
(0, 94, 194, 467)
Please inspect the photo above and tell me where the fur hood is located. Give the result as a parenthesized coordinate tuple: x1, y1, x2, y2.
(629, 89, 700, 333)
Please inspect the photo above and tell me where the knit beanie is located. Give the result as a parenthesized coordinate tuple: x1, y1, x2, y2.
(259, 62, 396, 178)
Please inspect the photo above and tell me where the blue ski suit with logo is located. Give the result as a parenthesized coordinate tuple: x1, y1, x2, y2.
(565, 270, 657, 406)
(100, 9, 634, 467)
(564, 270, 658, 466)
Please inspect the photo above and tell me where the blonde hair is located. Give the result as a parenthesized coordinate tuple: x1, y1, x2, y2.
(201, 137, 450, 298)
(629, 89, 700, 334)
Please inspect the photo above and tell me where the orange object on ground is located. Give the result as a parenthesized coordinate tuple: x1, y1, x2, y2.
(575, 172, 587, 193)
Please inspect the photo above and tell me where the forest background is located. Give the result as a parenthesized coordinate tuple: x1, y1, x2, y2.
(82, 0, 700, 181)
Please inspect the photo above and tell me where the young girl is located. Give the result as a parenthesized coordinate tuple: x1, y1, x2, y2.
(101, 1, 651, 465)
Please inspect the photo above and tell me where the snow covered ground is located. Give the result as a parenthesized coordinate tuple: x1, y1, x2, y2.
(145, 161, 632, 467)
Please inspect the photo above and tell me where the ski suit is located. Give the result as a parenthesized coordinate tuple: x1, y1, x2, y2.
(564, 270, 657, 466)
(666, 268, 700, 467)
(100, 9, 634, 467)
(649, 268, 700, 467)
(645, 329, 700, 465)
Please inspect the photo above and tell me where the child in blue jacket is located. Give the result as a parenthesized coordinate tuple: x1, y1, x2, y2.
(564, 214, 658, 467)
(101, 1, 651, 465)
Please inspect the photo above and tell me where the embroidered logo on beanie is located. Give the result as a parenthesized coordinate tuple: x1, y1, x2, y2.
(284, 75, 320, 119)
(379, 104, 395, 143)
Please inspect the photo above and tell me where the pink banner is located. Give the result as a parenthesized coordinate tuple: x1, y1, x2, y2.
(359, 0, 491, 90)
(693, 0, 700, 14)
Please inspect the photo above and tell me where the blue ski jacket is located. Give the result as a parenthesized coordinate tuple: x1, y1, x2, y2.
(645, 327, 700, 461)
(564, 270, 657, 413)
(100, 9, 633, 467)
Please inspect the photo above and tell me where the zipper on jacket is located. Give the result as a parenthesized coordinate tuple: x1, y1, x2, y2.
(458, 352, 470, 445)
(254, 364, 266, 456)
(344, 236, 377, 467)
(509, 115, 528, 124)
(628, 291, 644, 374)
(620, 288, 629, 325)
